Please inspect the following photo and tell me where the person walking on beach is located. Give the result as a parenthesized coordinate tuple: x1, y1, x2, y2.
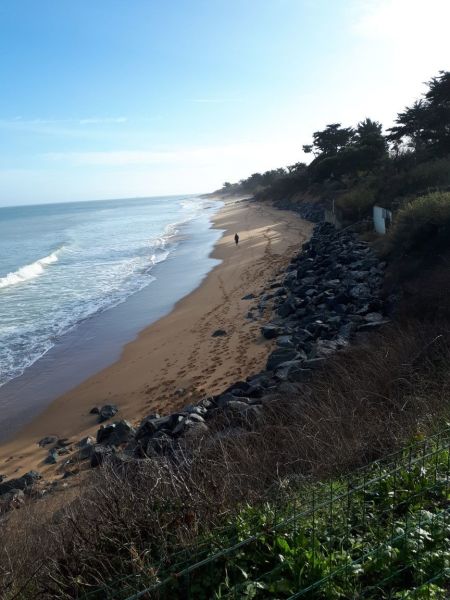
(234, 233, 239, 246)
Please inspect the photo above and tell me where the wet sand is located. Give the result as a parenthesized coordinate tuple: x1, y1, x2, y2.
(0, 199, 312, 480)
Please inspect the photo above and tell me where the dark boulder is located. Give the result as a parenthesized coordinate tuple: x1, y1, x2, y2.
(266, 348, 300, 371)
(98, 404, 118, 423)
(45, 449, 59, 465)
(0, 471, 41, 496)
(90, 445, 114, 468)
(261, 324, 282, 339)
(212, 329, 227, 337)
(97, 420, 136, 446)
(38, 436, 58, 447)
(76, 436, 96, 460)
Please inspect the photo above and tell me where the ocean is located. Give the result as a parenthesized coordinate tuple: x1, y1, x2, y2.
(0, 195, 223, 395)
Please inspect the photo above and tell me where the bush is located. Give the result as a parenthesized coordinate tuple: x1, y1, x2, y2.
(335, 182, 376, 220)
(378, 157, 450, 205)
(385, 191, 450, 257)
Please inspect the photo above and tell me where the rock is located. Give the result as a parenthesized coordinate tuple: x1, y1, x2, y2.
(277, 301, 294, 318)
(90, 445, 114, 468)
(89, 406, 100, 415)
(45, 449, 59, 464)
(364, 312, 384, 323)
(76, 436, 96, 460)
(144, 431, 174, 456)
(135, 414, 175, 440)
(276, 335, 295, 348)
(261, 324, 281, 339)
(0, 474, 5, 483)
(275, 360, 310, 382)
(212, 329, 227, 337)
(98, 404, 119, 423)
(213, 393, 235, 408)
(0, 489, 25, 512)
(247, 384, 264, 399)
(38, 435, 58, 447)
(349, 284, 371, 300)
(223, 380, 251, 395)
(56, 438, 70, 448)
(97, 420, 136, 446)
(242, 293, 256, 300)
(0, 471, 41, 496)
(183, 421, 209, 440)
(302, 358, 327, 369)
(266, 348, 300, 371)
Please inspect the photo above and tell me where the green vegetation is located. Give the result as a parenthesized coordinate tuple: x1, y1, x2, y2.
(149, 433, 450, 599)
(385, 191, 450, 257)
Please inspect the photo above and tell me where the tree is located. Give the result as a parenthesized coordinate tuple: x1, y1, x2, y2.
(310, 123, 354, 157)
(387, 71, 450, 156)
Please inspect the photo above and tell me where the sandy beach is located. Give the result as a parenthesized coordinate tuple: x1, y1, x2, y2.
(0, 199, 312, 480)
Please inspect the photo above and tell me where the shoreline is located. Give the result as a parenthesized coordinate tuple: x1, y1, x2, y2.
(0, 199, 312, 480)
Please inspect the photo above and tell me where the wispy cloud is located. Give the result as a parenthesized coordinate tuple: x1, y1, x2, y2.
(189, 98, 243, 104)
(42, 141, 300, 168)
(78, 117, 128, 125)
(0, 116, 129, 136)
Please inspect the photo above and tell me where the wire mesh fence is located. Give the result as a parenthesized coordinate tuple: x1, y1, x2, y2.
(82, 429, 450, 599)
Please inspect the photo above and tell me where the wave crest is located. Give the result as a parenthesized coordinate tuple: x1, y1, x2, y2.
(0, 251, 59, 289)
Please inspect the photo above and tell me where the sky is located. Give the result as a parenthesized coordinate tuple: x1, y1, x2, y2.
(0, 0, 449, 206)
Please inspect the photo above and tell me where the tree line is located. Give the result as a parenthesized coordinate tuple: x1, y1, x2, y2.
(220, 71, 450, 220)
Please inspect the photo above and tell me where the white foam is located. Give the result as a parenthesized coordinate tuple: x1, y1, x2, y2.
(0, 251, 59, 289)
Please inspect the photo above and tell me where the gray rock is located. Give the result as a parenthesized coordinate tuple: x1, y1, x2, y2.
(261, 324, 281, 339)
(0, 471, 41, 496)
(277, 301, 294, 318)
(364, 312, 384, 322)
(275, 360, 309, 382)
(89, 406, 100, 415)
(97, 420, 136, 446)
(76, 436, 96, 460)
(349, 284, 371, 300)
(45, 449, 59, 465)
(183, 421, 209, 440)
(266, 348, 299, 371)
(135, 414, 172, 440)
(98, 404, 118, 423)
(145, 432, 174, 456)
(0, 489, 25, 512)
(38, 436, 58, 447)
(90, 445, 114, 468)
(242, 293, 256, 300)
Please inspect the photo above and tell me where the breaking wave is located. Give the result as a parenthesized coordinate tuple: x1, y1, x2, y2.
(0, 251, 60, 289)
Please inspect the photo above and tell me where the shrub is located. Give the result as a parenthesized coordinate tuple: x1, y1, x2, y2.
(385, 191, 450, 257)
(335, 182, 376, 220)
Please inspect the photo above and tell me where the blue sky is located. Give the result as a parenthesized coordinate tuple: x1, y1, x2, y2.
(0, 0, 449, 206)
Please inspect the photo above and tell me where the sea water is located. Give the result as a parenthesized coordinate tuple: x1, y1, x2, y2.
(0, 195, 222, 389)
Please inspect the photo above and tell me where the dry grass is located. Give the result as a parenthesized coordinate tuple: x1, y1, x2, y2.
(1, 319, 449, 599)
